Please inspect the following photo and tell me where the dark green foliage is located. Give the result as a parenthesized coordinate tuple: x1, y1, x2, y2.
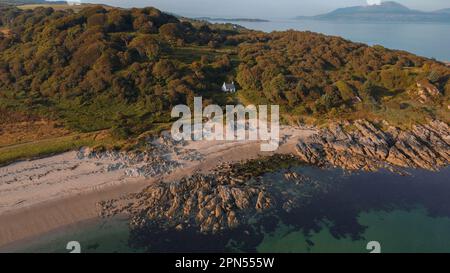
(427, 70, 440, 83)
(359, 80, 380, 110)
(1, 5, 448, 134)
(0, 5, 238, 136)
(236, 31, 450, 120)
(315, 86, 344, 113)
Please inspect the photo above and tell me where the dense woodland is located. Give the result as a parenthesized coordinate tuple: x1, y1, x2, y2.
(0, 5, 243, 138)
(0, 5, 449, 144)
(236, 31, 450, 125)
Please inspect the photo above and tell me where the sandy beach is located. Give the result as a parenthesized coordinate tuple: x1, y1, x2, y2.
(0, 126, 316, 249)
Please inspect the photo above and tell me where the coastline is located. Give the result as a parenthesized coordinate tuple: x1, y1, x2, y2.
(0, 181, 146, 251)
(210, 18, 450, 61)
(1, 119, 449, 249)
(98, 120, 450, 237)
(0, 126, 315, 248)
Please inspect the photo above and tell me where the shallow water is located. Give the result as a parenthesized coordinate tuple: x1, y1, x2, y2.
(11, 166, 450, 253)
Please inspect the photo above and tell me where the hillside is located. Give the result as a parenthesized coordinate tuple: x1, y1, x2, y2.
(0, 5, 243, 162)
(0, 5, 449, 164)
(236, 31, 450, 126)
(0, 5, 241, 129)
(297, 1, 450, 22)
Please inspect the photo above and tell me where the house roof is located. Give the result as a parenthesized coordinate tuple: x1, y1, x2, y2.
(223, 82, 236, 89)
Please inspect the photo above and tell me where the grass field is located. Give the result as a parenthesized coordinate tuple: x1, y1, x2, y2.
(0, 131, 117, 166)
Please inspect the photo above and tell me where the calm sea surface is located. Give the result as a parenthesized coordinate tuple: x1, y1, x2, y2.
(10, 166, 450, 253)
(216, 19, 450, 61)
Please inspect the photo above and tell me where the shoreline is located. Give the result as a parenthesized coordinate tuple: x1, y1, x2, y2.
(0, 178, 149, 249)
(97, 120, 450, 237)
(0, 126, 315, 248)
(0, 119, 449, 249)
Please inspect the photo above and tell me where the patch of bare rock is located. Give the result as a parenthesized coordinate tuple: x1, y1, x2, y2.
(98, 155, 304, 234)
(296, 119, 450, 171)
(76, 132, 189, 178)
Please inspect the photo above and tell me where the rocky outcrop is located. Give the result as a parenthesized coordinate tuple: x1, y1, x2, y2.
(97, 121, 450, 235)
(412, 79, 442, 103)
(76, 132, 192, 178)
(99, 160, 278, 234)
(296, 120, 450, 171)
(77, 148, 182, 178)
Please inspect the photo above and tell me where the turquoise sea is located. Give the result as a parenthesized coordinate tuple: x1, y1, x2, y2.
(10, 166, 450, 253)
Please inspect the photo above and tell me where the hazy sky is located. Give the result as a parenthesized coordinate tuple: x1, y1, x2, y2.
(80, 0, 450, 18)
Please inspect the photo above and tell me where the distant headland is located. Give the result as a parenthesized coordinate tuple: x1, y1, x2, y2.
(296, 1, 450, 22)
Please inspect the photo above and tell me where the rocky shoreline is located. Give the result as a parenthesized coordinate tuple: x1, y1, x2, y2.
(98, 120, 450, 235)
(296, 120, 450, 172)
(98, 155, 303, 234)
(76, 132, 198, 179)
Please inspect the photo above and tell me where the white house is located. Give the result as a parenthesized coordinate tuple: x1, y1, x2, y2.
(222, 81, 236, 93)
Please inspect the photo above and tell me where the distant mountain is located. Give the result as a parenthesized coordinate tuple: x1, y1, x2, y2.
(296, 1, 450, 22)
(436, 8, 450, 14)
